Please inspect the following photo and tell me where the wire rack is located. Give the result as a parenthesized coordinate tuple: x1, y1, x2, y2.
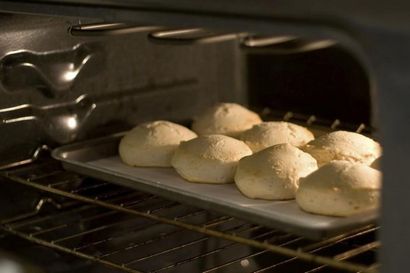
(0, 159, 379, 273)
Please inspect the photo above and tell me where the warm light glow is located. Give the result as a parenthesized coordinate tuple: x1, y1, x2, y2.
(240, 259, 250, 267)
(66, 116, 78, 129)
(0, 258, 24, 273)
(61, 70, 78, 82)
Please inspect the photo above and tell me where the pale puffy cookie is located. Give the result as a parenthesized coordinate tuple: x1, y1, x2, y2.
(119, 121, 197, 167)
(238, 121, 314, 153)
(235, 143, 318, 200)
(296, 161, 382, 217)
(371, 157, 381, 170)
(171, 135, 252, 183)
(192, 103, 262, 137)
(302, 131, 381, 166)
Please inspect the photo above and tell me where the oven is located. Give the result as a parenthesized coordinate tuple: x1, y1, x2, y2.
(0, 1, 408, 273)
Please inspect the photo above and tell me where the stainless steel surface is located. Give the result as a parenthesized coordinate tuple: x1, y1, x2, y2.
(0, 43, 100, 97)
(1, 159, 378, 273)
(241, 36, 337, 54)
(149, 28, 245, 45)
(0, 0, 407, 31)
(69, 23, 163, 36)
(0, 9, 389, 273)
(0, 13, 243, 167)
(52, 134, 377, 240)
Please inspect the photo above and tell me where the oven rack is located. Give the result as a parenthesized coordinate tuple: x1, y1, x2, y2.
(1, 159, 379, 273)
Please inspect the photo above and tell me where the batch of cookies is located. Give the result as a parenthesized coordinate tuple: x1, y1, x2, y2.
(119, 103, 382, 217)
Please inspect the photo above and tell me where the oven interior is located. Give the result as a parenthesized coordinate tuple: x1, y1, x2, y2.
(0, 13, 379, 273)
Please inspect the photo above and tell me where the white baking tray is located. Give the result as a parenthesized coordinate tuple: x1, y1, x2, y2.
(52, 133, 378, 240)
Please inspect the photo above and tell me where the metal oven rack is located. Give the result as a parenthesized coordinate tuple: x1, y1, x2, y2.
(1, 158, 379, 273)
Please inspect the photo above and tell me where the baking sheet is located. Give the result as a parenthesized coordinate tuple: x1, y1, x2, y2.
(52, 133, 378, 240)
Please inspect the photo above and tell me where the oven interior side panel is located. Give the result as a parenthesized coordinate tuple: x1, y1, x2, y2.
(0, 13, 245, 167)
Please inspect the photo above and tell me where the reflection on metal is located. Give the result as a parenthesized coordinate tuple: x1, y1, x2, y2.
(331, 119, 341, 130)
(61, 69, 79, 82)
(151, 28, 204, 38)
(1, 197, 59, 225)
(306, 115, 316, 125)
(242, 36, 296, 47)
(35, 198, 62, 210)
(65, 116, 78, 130)
(356, 123, 366, 133)
(0, 145, 50, 170)
(0, 79, 197, 146)
(283, 111, 293, 121)
(0, 44, 101, 97)
(149, 28, 244, 44)
(70, 22, 162, 36)
(0, 95, 96, 143)
(301, 39, 336, 51)
(241, 36, 337, 54)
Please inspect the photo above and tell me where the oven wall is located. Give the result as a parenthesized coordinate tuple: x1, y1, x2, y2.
(0, 13, 245, 167)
